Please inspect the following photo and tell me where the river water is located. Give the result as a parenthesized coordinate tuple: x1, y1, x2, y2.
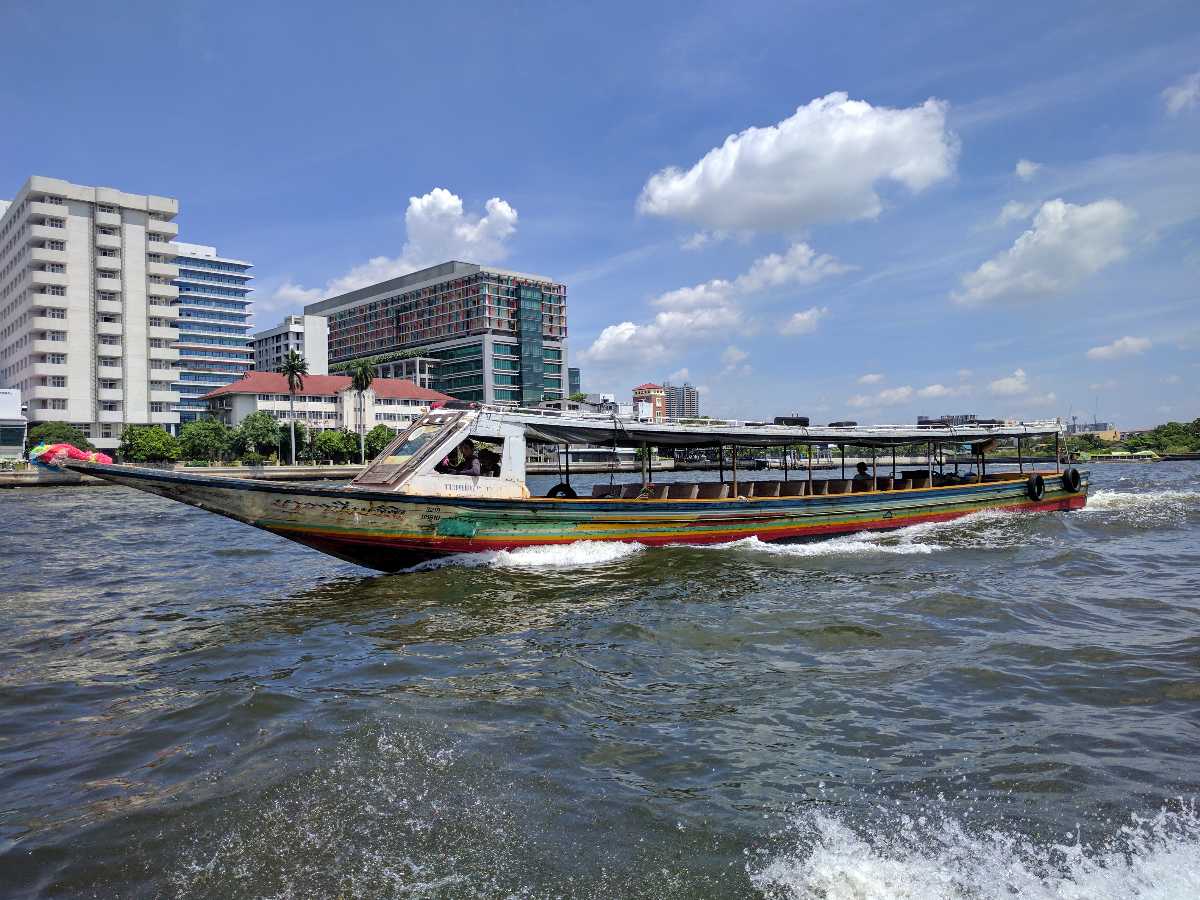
(1, 463, 1198, 898)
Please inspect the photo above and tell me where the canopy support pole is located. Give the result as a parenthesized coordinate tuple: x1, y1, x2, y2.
(927, 442, 933, 484)
(1017, 437, 1024, 474)
(783, 445, 789, 482)
(840, 444, 845, 479)
(807, 444, 813, 494)
(1055, 432, 1061, 473)
(871, 448, 877, 491)
(719, 445, 724, 485)
(564, 443, 571, 486)
(892, 447, 897, 480)
(732, 445, 739, 497)
(641, 442, 649, 484)
(981, 449, 986, 481)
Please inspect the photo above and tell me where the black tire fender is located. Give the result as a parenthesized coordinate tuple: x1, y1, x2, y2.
(546, 482, 578, 499)
(1061, 467, 1082, 493)
(1026, 473, 1045, 502)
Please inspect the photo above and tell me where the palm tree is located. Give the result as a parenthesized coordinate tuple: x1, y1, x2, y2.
(278, 350, 308, 465)
(349, 359, 375, 464)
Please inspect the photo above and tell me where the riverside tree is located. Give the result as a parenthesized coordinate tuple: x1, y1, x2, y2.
(235, 411, 281, 459)
(365, 424, 394, 459)
(278, 350, 308, 465)
(350, 359, 374, 464)
(178, 419, 232, 462)
(311, 428, 347, 463)
(27, 422, 95, 452)
(119, 425, 180, 463)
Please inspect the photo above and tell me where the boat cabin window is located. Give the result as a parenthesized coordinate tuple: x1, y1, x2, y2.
(434, 437, 504, 477)
(354, 411, 465, 486)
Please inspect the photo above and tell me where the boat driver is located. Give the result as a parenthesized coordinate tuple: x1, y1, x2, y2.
(452, 439, 481, 476)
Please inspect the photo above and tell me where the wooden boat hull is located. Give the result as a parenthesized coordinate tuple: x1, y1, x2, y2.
(69, 463, 1087, 572)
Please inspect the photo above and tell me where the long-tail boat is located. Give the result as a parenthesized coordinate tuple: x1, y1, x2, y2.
(61, 404, 1087, 572)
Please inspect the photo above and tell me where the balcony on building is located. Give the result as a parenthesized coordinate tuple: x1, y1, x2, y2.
(96, 273, 122, 292)
(149, 346, 180, 361)
(146, 238, 178, 256)
(29, 223, 66, 243)
(147, 302, 177, 319)
(31, 315, 68, 331)
(95, 210, 121, 228)
(31, 361, 67, 378)
(95, 232, 122, 251)
(147, 282, 179, 300)
(97, 409, 125, 424)
(147, 220, 180, 239)
(148, 324, 178, 341)
(31, 246, 67, 265)
(32, 338, 68, 355)
(30, 270, 69, 289)
(146, 261, 178, 279)
(29, 384, 69, 400)
(33, 293, 69, 310)
(98, 387, 123, 402)
(96, 298, 123, 315)
(96, 320, 123, 337)
(150, 388, 180, 404)
(97, 364, 124, 379)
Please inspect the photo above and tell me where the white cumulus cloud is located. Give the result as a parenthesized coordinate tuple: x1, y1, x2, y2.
(989, 368, 1029, 396)
(917, 383, 962, 399)
(848, 385, 916, 408)
(264, 188, 518, 312)
(1015, 159, 1042, 180)
(858, 373, 884, 384)
(954, 198, 1133, 306)
(637, 92, 958, 232)
(582, 242, 847, 365)
(781, 306, 829, 336)
(1086, 335, 1151, 360)
(996, 200, 1035, 226)
(1163, 72, 1200, 116)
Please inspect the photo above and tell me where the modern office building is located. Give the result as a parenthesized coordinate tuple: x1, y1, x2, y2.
(663, 381, 700, 418)
(252, 314, 328, 375)
(203, 371, 450, 431)
(304, 260, 568, 406)
(173, 242, 254, 427)
(568, 367, 581, 397)
(0, 176, 181, 449)
(632, 383, 667, 422)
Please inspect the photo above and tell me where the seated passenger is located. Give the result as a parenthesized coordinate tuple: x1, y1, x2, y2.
(852, 462, 873, 491)
(477, 447, 500, 477)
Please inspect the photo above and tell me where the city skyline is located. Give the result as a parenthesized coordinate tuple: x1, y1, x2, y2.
(2, 2, 1198, 426)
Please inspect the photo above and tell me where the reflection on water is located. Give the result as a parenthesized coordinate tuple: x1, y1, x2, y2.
(1, 464, 1199, 897)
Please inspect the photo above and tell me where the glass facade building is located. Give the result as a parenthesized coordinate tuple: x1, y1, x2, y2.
(307, 261, 567, 405)
(172, 243, 254, 426)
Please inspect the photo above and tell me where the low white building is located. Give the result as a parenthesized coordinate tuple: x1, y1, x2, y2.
(252, 314, 328, 375)
(203, 372, 450, 431)
(0, 388, 27, 458)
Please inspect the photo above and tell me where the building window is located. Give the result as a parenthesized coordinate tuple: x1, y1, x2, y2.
(150, 402, 165, 413)
(49, 375, 67, 387)
(97, 205, 117, 214)
(43, 285, 66, 296)
(101, 402, 121, 412)
(100, 379, 119, 389)
(44, 309, 66, 319)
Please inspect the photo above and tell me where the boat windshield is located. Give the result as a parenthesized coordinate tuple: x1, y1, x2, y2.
(353, 411, 464, 486)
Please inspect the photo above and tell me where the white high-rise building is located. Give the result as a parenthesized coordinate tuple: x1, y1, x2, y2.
(0, 176, 181, 449)
(252, 314, 328, 375)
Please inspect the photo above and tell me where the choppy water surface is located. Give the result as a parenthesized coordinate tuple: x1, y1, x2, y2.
(1, 464, 1199, 898)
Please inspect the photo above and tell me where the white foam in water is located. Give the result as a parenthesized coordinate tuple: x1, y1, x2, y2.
(749, 804, 1200, 900)
(1083, 489, 1200, 512)
(410, 539, 644, 572)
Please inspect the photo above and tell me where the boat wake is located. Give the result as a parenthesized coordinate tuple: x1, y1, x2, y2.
(749, 802, 1200, 900)
(1083, 489, 1200, 512)
(720, 509, 1033, 560)
(409, 540, 644, 572)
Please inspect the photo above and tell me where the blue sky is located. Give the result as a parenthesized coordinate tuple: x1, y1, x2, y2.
(3, 0, 1198, 426)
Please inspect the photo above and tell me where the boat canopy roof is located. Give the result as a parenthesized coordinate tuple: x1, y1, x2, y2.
(461, 405, 1063, 449)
